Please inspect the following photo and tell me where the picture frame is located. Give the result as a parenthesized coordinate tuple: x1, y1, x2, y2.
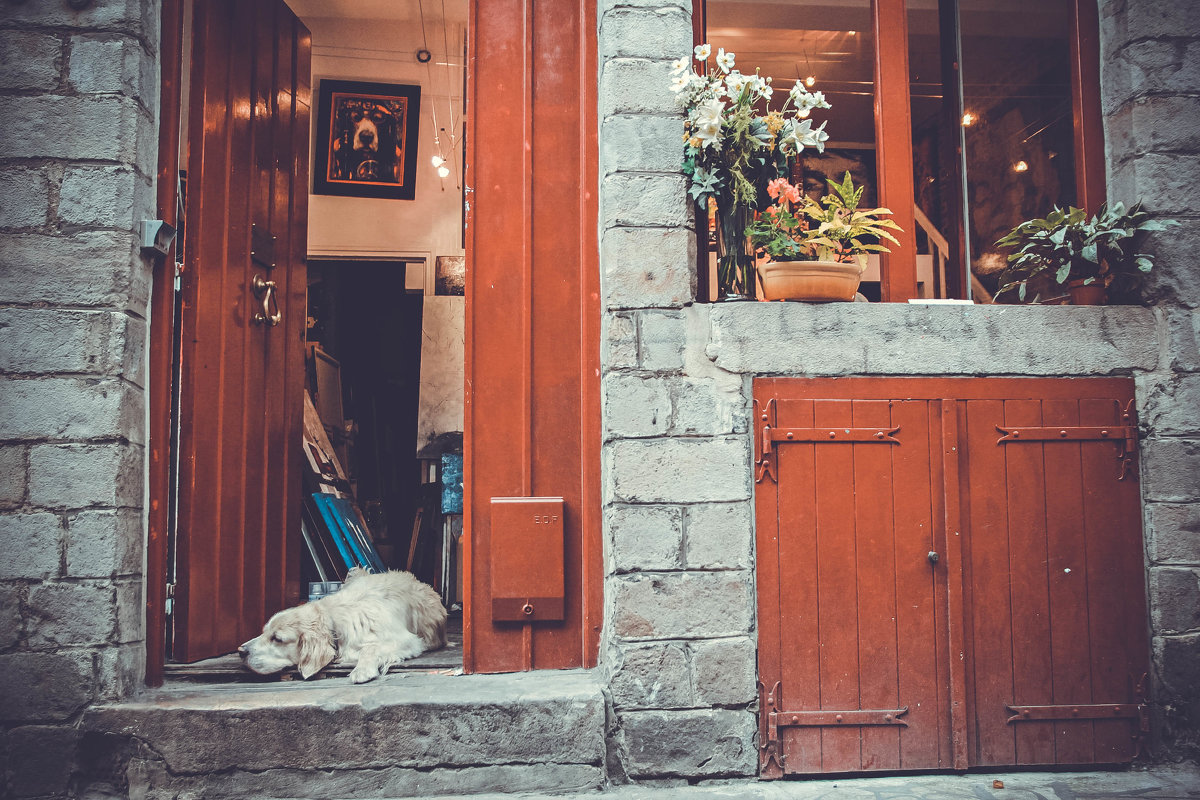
(314, 79, 421, 200)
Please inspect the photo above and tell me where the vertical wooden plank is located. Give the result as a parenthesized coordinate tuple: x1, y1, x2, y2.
(1070, 0, 1106, 213)
(278, 7, 310, 610)
(466, 0, 600, 672)
(1002, 400, 1056, 765)
(890, 400, 945, 769)
(813, 399, 862, 772)
(174, 0, 233, 660)
(1080, 396, 1145, 763)
(146, 0, 185, 687)
(853, 400, 901, 771)
(941, 399, 970, 769)
(774, 396, 822, 774)
(873, 0, 917, 301)
(1041, 398, 1096, 764)
(752, 383, 785, 777)
(961, 398, 1017, 766)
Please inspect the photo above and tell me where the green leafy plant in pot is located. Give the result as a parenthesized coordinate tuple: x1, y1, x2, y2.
(746, 172, 903, 302)
(672, 44, 833, 299)
(993, 202, 1177, 304)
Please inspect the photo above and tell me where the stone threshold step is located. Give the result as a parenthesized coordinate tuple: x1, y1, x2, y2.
(80, 669, 606, 799)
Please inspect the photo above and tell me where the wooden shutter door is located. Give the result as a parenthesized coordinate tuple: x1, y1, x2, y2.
(958, 380, 1149, 766)
(755, 382, 953, 776)
(755, 378, 1149, 776)
(173, 0, 311, 661)
(463, 0, 602, 672)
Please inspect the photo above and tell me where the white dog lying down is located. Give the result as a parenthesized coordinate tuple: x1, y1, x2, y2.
(239, 569, 447, 683)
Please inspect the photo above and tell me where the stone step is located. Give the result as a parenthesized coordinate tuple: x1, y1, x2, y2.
(80, 669, 606, 799)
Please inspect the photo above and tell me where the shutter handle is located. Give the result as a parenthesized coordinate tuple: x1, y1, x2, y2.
(928, 551, 939, 565)
(251, 274, 282, 326)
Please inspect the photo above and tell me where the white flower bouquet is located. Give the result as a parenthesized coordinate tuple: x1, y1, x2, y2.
(671, 44, 834, 297)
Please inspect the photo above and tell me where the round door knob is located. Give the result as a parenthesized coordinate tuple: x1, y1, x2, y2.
(928, 551, 939, 565)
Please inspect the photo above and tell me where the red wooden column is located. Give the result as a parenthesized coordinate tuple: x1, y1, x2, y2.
(873, 0, 918, 301)
(464, 0, 602, 672)
(1070, 0, 1106, 213)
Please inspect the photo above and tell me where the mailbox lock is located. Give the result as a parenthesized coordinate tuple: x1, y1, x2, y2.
(522, 603, 535, 616)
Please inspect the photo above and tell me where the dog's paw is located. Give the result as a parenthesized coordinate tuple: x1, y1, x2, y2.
(349, 663, 381, 683)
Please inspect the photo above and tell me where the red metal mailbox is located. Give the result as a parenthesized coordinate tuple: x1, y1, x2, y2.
(489, 497, 566, 622)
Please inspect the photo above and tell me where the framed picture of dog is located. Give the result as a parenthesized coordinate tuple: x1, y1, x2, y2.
(314, 79, 421, 200)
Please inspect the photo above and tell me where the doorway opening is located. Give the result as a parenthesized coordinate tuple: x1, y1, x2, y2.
(160, 0, 469, 681)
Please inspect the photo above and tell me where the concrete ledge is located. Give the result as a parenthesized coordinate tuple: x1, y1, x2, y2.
(81, 670, 606, 796)
(707, 303, 1161, 376)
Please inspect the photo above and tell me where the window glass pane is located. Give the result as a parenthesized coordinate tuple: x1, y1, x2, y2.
(959, 0, 1075, 300)
(706, 0, 879, 298)
(908, 0, 964, 299)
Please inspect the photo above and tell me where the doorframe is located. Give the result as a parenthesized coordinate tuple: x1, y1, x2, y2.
(147, 0, 604, 683)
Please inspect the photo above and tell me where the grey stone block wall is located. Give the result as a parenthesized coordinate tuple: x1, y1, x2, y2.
(598, 0, 1200, 779)
(0, 1, 159, 796)
(1102, 0, 1200, 760)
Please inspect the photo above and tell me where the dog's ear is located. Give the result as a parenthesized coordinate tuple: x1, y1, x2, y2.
(297, 624, 336, 679)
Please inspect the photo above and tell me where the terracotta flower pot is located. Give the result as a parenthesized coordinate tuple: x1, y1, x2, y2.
(1067, 279, 1107, 305)
(757, 259, 864, 302)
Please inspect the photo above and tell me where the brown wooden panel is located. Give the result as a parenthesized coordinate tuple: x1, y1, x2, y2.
(853, 400, 901, 771)
(962, 399, 1018, 766)
(465, 0, 601, 672)
(173, 0, 309, 662)
(813, 399, 863, 771)
(1041, 398, 1096, 764)
(1003, 400, 1056, 765)
(891, 400, 945, 769)
(1078, 397, 1147, 763)
(773, 398, 821, 775)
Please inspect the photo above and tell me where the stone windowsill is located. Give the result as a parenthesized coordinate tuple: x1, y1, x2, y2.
(705, 301, 1161, 377)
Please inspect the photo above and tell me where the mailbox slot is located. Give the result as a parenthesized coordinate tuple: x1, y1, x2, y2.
(489, 497, 565, 621)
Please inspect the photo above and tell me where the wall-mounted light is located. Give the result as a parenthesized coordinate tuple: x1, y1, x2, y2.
(1012, 160, 1029, 173)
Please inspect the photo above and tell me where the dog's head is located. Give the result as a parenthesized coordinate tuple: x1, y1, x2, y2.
(239, 603, 337, 679)
(350, 106, 396, 154)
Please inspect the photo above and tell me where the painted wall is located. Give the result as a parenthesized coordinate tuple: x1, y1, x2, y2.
(302, 16, 465, 263)
(299, 13, 467, 451)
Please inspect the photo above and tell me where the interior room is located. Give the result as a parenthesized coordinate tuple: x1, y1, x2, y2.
(166, 0, 469, 676)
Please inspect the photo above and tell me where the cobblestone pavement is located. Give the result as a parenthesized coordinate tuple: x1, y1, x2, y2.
(437, 764, 1200, 800)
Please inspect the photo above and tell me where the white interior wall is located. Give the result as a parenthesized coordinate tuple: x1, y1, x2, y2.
(297, 11, 466, 452)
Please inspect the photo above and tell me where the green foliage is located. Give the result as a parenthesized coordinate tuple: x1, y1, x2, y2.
(747, 172, 903, 268)
(994, 202, 1178, 302)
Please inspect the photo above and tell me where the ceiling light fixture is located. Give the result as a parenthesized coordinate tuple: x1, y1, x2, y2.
(1012, 160, 1029, 173)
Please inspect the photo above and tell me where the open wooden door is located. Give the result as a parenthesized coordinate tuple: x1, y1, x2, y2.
(463, 0, 602, 672)
(171, 0, 311, 662)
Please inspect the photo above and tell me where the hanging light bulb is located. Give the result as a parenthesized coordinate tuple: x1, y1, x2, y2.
(437, 164, 451, 178)
(804, 75, 816, 87)
(961, 111, 977, 127)
(1012, 160, 1029, 173)
(431, 155, 445, 168)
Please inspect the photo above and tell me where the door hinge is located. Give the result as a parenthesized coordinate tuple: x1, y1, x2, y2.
(1005, 674, 1149, 757)
(754, 397, 901, 484)
(758, 680, 910, 777)
(995, 399, 1137, 480)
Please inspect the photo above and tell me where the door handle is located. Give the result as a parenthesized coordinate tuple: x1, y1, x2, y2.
(928, 551, 939, 565)
(251, 274, 282, 326)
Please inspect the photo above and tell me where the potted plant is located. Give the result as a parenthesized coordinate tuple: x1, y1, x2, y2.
(747, 172, 903, 302)
(672, 44, 833, 299)
(993, 202, 1177, 304)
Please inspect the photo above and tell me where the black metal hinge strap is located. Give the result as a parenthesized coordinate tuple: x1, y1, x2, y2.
(1005, 703, 1144, 723)
(995, 399, 1138, 480)
(772, 707, 910, 728)
(754, 397, 901, 484)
